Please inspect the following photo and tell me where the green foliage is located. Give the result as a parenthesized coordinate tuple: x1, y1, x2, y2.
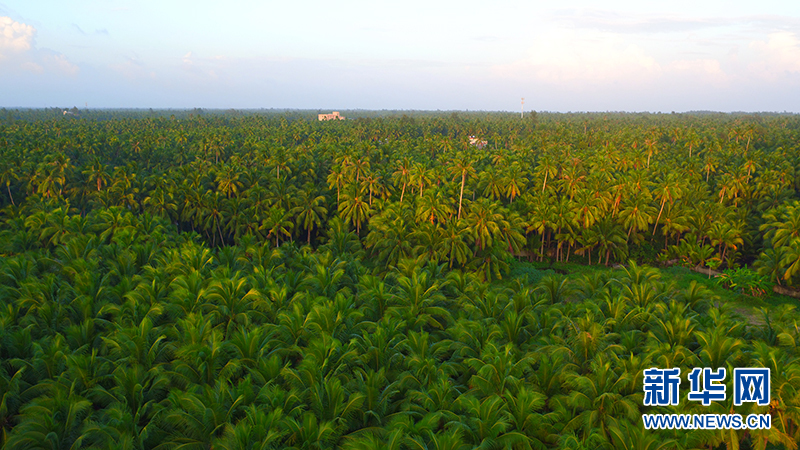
(1, 110, 800, 450)
(715, 267, 772, 297)
(506, 260, 555, 286)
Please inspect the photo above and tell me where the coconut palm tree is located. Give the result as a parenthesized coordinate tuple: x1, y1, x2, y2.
(204, 272, 259, 338)
(291, 189, 328, 244)
(534, 154, 558, 193)
(215, 165, 243, 199)
(449, 156, 476, 220)
(410, 162, 432, 198)
(328, 164, 346, 204)
(651, 173, 682, 236)
(503, 163, 526, 204)
(573, 188, 601, 231)
(479, 168, 505, 201)
(453, 394, 529, 449)
(388, 272, 451, 331)
(339, 185, 372, 235)
(464, 198, 504, 252)
(260, 206, 293, 247)
(707, 221, 743, 265)
(416, 189, 453, 225)
(82, 157, 110, 193)
(619, 192, 656, 242)
(4, 380, 94, 449)
(392, 157, 413, 204)
(436, 219, 470, 269)
(563, 355, 639, 442)
(754, 247, 787, 285)
(591, 219, 628, 266)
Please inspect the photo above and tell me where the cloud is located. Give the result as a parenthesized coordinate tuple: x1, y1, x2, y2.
(553, 9, 728, 35)
(43, 53, 79, 76)
(0, 16, 35, 54)
(16, 51, 78, 76)
(553, 9, 800, 36)
(0, 16, 79, 76)
(20, 61, 42, 73)
(472, 35, 507, 43)
(663, 58, 730, 91)
(180, 51, 221, 80)
(110, 54, 155, 81)
(491, 30, 659, 86)
(669, 58, 725, 75)
(72, 23, 110, 37)
(748, 32, 800, 80)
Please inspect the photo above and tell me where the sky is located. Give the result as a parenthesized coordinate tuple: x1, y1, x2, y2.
(1, 0, 799, 112)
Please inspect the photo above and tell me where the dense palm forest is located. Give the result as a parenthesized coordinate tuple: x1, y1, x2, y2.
(1, 108, 800, 449)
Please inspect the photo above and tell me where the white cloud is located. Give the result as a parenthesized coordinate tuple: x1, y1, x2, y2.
(44, 53, 79, 76)
(491, 30, 660, 86)
(554, 9, 724, 35)
(748, 32, 800, 81)
(180, 51, 221, 81)
(110, 55, 155, 81)
(20, 61, 43, 73)
(667, 58, 728, 84)
(0, 16, 79, 76)
(0, 16, 35, 55)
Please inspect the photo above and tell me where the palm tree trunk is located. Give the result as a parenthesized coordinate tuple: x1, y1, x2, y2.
(556, 228, 561, 261)
(540, 232, 545, 262)
(6, 184, 14, 206)
(653, 199, 666, 235)
(457, 171, 465, 220)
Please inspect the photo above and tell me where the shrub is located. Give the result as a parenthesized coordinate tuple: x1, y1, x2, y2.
(715, 266, 772, 297)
